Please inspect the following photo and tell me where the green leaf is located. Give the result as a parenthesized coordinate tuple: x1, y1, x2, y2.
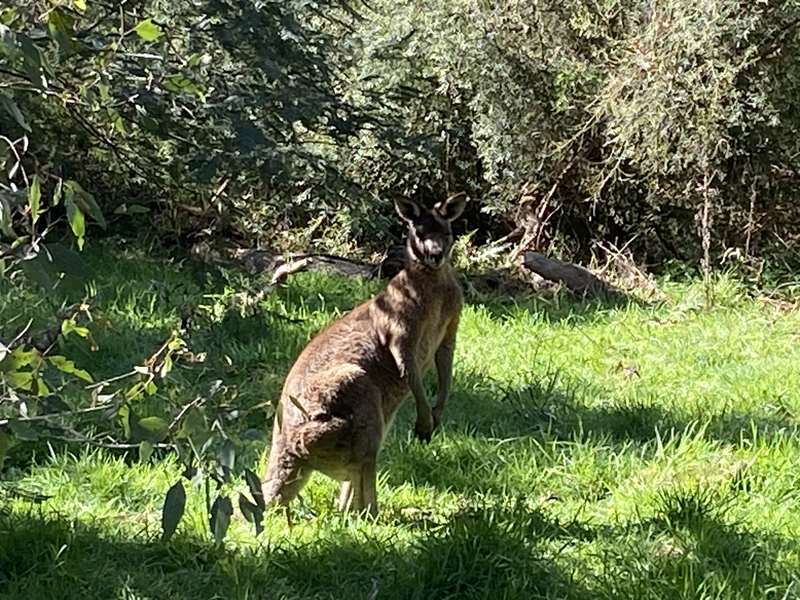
(65, 181, 106, 229)
(161, 480, 186, 541)
(28, 175, 41, 225)
(6, 370, 33, 391)
(134, 19, 162, 42)
(61, 319, 90, 339)
(133, 416, 169, 443)
(65, 194, 85, 249)
(73, 0, 87, 12)
(0, 94, 31, 132)
(19, 35, 47, 89)
(118, 405, 131, 439)
(52, 179, 62, 206)
(177, 406, 210, 449)
(209, 495, 233, 546)
(158, 355, 173, 379)
(47, 8, 77, 56)
(32, 375, 50, 397)
(139, 440, 154, 463)
(8, 347, 41, 370)
(48, 355, 93, 382)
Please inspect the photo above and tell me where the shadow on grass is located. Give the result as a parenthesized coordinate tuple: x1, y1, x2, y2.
(439, 369, 799, 447)
(590, 488, 800, 598)
(2, 494, 796, 600)
(0, 507, 589, 600)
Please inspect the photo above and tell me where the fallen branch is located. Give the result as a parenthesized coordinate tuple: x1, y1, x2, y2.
(521, 252, 616, 297)
(191, 242, 407, 281)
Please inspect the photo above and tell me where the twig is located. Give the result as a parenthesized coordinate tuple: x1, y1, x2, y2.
(168, 396, 206, 433)
(85, 369, 137, 390)
(0, 402, 115, 427)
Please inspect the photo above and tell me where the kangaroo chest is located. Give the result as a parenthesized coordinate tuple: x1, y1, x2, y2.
(378, 266, 462, 370)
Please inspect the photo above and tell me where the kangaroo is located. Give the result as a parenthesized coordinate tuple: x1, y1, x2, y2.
(261, 193, 466, 518)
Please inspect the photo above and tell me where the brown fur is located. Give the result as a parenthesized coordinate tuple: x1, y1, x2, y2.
(262, 194, 466, 517)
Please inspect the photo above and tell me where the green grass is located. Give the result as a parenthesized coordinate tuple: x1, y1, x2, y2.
(2, 239, 800, 599)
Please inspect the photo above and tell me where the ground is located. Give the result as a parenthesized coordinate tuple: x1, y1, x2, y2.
(1, 240, 799, 599)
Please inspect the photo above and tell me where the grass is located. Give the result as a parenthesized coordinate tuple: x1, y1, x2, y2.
(1, 238, 800, 599)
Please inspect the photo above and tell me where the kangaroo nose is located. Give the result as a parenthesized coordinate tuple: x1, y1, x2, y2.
(423, 239, 443, 256)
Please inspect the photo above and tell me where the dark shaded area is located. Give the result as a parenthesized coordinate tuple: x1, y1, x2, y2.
(443, 370, 799, 447)
(2, 489, 796, 600)
(0, 508, 590, 600)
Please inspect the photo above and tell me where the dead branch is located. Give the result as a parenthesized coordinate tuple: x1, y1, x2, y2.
(520, 251, 616, 297)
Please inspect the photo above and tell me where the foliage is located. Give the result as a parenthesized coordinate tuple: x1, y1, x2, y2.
(3, 1, 800, 259)
(338, 0, 800, 259)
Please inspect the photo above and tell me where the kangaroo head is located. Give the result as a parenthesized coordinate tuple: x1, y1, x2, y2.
(395, 193, 467, 269)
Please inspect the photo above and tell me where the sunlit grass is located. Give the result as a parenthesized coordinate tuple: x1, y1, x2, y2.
(1, 240, 799, 599)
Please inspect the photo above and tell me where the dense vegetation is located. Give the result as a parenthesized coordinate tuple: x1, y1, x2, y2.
(2, 2, 800, 595)
(3, 1, 800, 259)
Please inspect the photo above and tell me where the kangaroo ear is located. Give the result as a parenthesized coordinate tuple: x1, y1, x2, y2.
(434, 192, 467, 222)
(395, 198, 421, 222)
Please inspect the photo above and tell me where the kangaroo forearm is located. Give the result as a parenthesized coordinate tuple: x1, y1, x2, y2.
(408, 365, 430, 414)
(435, 342, 455, 409)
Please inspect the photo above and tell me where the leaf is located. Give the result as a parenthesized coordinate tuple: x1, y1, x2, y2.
(158, 354, 173, 379)
(0, 94, 31, 132)
(65, 181, 106, 229)
(244, 468, 265, 510)
(134, 19, 162, 42)
(61, 319, 90, 339)
(28, 175, 41, 225)
(8, 347, 40, 370)
(209, 495, 233, 546)
(118, 405, 131, 439)
(139, 440, 154, 463)
(19, 251, 57, 291)
(6, 370, 33, 391)
(132, 416, 169, 443)
(161, 480, 186, 541)
(47, 8, 77, 56)
(218, 438, 235, 482)
(52, 179, 62, 206)
(238, 493, 264, 536)
(19, 35, 47, 89)
(65, 194, 85, 249)
(48, 355, 93, 382)
(73, 0, 87, 12)
(178, 406, 210, 449)
(32, 375, 50, 397)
